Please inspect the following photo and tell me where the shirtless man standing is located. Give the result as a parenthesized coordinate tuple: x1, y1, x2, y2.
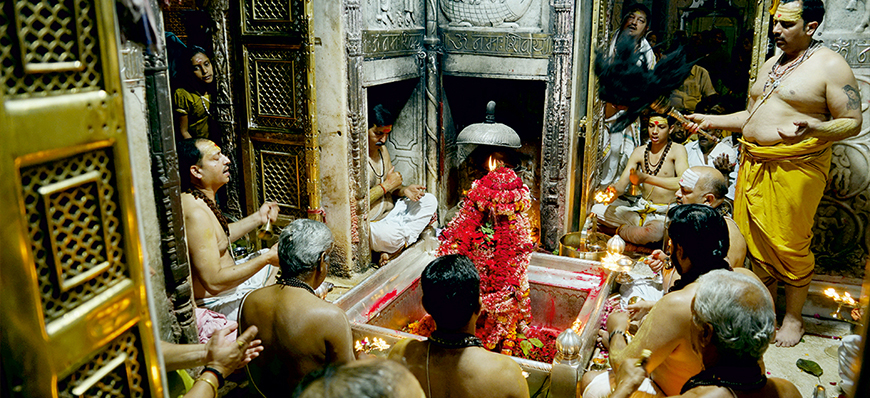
(686, 0, 861, 347)
(635, 165, 746, 270)
(179, 138, 279, 320)
(388, 255, 529, 398)
(603, 114, 689, 245)
(241, 219, 355, 395)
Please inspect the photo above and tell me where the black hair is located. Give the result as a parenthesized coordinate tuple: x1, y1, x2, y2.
(667, 204, 731, 291)
(782, 0, 825, 25)
(368, 104, 395, 128)
(177, 138, 207, 190)
(421, 255, 481, 331)
(622, 3, 651, 24)
(595, 35, 695, 133)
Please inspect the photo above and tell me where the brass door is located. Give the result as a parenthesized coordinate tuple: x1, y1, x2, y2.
(577, 0, 614, 219)
(237, 0, 320, 227)
(0, 0, 163, 396)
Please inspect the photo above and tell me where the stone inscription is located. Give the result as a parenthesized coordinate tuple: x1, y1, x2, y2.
(362, 29, 423, 59)
(827, 39, 870, 67)
(442, 30, 552, 58)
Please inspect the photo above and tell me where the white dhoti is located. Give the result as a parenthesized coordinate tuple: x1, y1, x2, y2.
(583, 371, 663, 398)
(604, 198, 671, 228)
(195, 249, 275, 321)
(370, 193, 437, 253)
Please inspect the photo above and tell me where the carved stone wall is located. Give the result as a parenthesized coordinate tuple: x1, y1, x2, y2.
(813, 2, 870, 281)
(144, 1, 197, 344)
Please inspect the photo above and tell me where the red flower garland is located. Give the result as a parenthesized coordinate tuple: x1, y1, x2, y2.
(438, 167, 535, 353)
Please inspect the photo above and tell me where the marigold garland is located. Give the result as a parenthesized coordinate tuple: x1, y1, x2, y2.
(438, 167, 535, 354)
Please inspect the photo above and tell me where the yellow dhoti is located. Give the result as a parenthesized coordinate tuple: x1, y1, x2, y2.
(734, 138, 832, 287)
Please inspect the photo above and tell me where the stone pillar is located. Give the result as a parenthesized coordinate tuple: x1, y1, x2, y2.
(314, 0, 355, 276)
(809, 1, 870, 282)
(423, 0, 441, 203)
(346, 0, 372, 269)
(540, 0, 575, 250)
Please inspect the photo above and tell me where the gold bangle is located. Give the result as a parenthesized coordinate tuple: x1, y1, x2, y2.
(196, 376, 219, 397)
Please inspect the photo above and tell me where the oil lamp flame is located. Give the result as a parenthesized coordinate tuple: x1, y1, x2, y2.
(487, 156, 501, 171)
(354, 337, 391, 353)
(825, 288, 857, 306)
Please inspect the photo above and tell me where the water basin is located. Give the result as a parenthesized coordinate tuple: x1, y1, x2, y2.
(335, 249, 614, 396)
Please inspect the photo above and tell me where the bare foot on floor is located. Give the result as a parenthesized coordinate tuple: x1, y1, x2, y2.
(775, 315, 805, 347)
(379, 252, 391, 267)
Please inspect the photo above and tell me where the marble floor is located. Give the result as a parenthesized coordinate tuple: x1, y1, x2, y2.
(763, 316, 858, 398)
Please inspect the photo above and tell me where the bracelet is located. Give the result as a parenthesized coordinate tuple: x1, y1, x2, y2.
(378, 183, 387, 195)
(202, 366, 225, 387)
(195, 376, 219, 397)
(609, 329, 626, 343)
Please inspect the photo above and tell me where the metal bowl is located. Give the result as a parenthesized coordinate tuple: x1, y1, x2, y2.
(559, 232, 610, 260)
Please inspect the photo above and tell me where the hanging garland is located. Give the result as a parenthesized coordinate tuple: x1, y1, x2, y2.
(437, 166, 535, 355)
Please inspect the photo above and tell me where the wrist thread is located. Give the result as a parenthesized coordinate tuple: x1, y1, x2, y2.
(202, 366, 225, 387)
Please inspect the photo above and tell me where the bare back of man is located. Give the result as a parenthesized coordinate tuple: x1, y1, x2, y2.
(583, 284, 703, 397)
(676, 378, 801, 398)
(624, 284, 702, 396)
(391, 340, 529, 398)
(240, 285, 355, 395)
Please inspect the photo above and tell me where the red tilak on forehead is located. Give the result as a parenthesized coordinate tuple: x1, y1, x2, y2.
(653, 121, 661, 126)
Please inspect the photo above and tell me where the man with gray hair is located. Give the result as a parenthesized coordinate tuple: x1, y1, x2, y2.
(609, 270, 801, 398)
(293, 358, 425, 398)
(240, 219, 355, 396)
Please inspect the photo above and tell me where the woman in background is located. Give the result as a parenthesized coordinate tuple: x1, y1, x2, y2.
(174, 46, 215, 140)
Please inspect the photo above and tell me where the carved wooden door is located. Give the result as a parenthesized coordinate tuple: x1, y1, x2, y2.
(237, 0, 320, 229)
(0, 0, 163, 396)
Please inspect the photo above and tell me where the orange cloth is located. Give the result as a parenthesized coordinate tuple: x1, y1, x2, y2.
(734, 138, 832, 287)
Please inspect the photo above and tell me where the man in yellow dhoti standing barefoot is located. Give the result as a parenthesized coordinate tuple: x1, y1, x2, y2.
(686, 0, 862, 347)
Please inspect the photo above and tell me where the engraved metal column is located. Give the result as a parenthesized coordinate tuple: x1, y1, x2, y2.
(540, 0, 576, 250)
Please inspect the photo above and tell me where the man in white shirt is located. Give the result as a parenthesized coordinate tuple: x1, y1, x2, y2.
(684, 129, 736, 191)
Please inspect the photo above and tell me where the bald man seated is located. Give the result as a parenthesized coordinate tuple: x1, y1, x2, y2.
(620, 166, 746, 269)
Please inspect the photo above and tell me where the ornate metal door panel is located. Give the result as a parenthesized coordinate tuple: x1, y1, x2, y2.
(0, 0, 163, 396)
(577, 0, 612, 222)
(238, 0, 320, 225)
